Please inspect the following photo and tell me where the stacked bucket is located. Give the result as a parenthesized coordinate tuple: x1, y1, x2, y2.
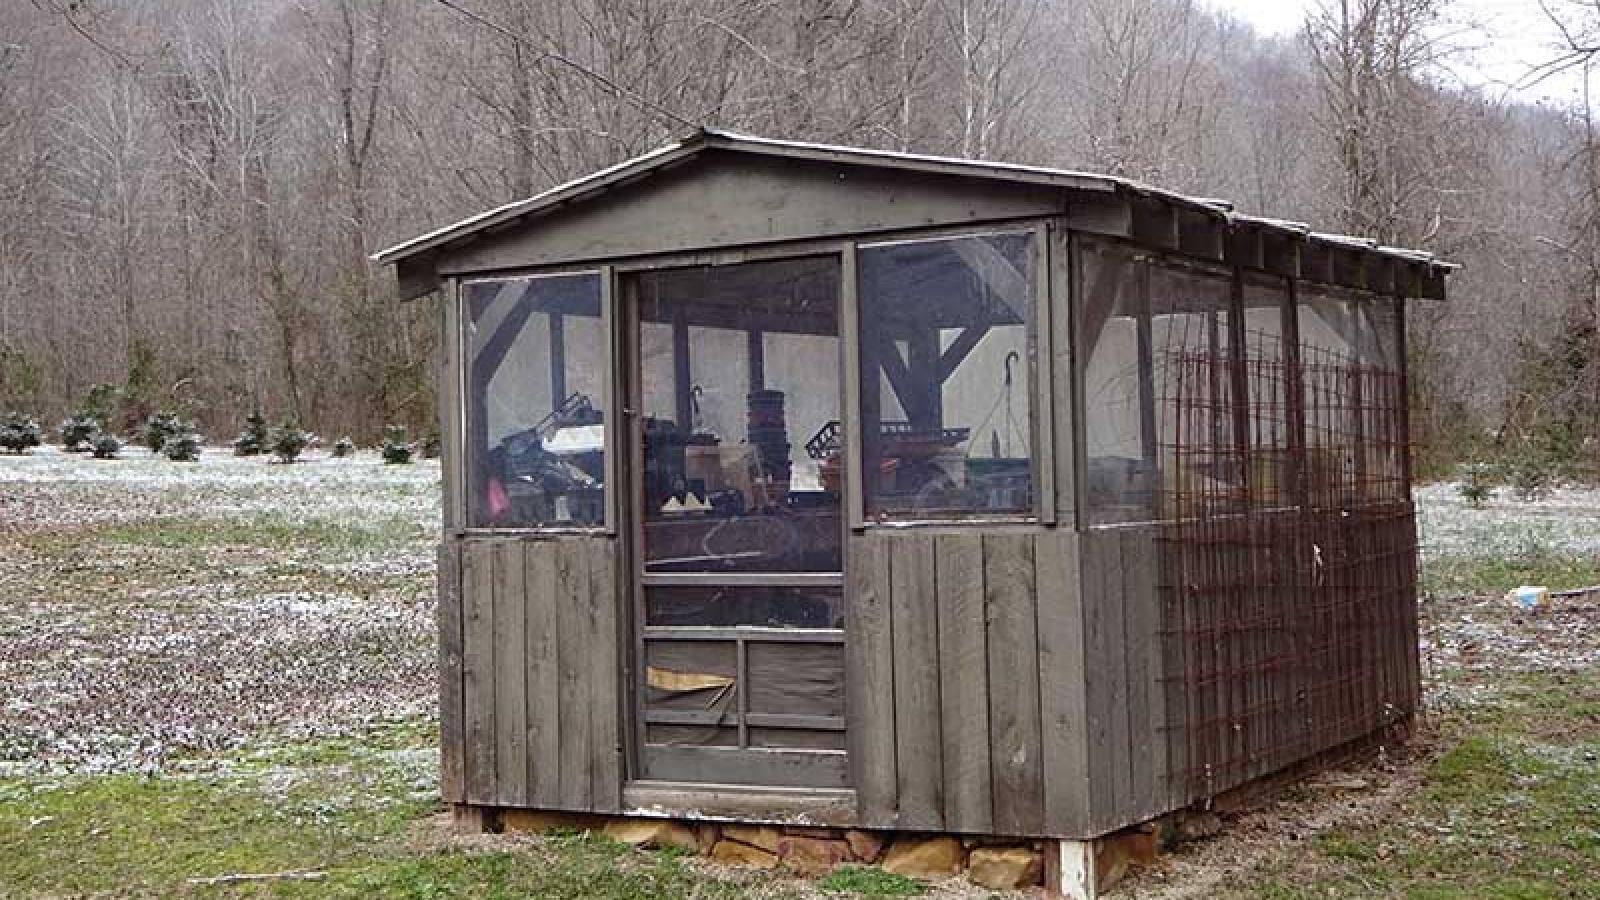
(746, 390, 792, 508)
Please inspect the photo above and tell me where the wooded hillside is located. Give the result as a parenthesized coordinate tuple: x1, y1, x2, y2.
(2, 0, 1596, 467)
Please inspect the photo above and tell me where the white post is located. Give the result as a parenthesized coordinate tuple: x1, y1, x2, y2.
(1046, 839, 1098, 900)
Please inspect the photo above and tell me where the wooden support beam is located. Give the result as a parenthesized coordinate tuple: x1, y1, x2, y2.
(1177, 209, 1226, 262)
(1300, 242, 1334, 285)
(1224, 225, 1255, 270)
(549, 312, 567, 410)
(1261, 232, 1300, 279)
(937, 324, 992, 382)
(907, 330, 942, 428)
(672, 310, 692, 430)
(1135, 264, 1156, 477)
(397, 253, 441, 300)
(950, 237, 1031, 321)
(1368, 257, 1398, 296)
(1131, 198, 1180, 251)
(747, 329, 765, 390)
(1067, 194, 1133, 239)
(1074, 243, 1135, 360)
(1043, 839, 1098, 900)
(1420, 268, 1448, 301)
(875, 336, 917, 421)
(1332, 246, 1366, 290)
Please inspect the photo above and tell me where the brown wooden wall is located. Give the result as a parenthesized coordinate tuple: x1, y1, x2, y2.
(439, 535, 623, 813)
(1077, 526, 1189, 834)
(1076, 514, 1421, 837)
(846, 527, 1096, 837)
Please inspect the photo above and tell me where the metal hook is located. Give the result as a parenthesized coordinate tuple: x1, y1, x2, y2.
(1003, 350, 1020, 387)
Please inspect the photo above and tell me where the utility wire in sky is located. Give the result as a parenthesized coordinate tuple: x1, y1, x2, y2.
(427, 0, 699, 131)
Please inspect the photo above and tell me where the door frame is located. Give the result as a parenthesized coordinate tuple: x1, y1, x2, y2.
(619, 249, 851, 789)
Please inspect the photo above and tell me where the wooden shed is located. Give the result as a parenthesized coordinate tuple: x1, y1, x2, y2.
(378, 129, 1451, 897)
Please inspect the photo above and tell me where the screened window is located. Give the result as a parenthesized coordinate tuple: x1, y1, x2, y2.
(1079, 240, 1235, 524)
(635, 256, 842, 580)
(1241, 277, 1291, 508)
(858, 231, 1037, 519)
(1079, 240, 1149, 523)
(1298, 286, 1405, 507)
(463, 272, 606, 528)
(1151, 263, 1236, 520)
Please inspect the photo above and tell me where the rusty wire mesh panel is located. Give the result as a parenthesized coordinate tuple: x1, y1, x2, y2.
(1157, 292, 1418, 799)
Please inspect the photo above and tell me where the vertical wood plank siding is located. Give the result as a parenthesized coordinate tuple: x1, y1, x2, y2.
(1077, 525, 1184, 833)
(890, 534, 944, 829)
(847, 528, 1089, 836)
(493, 540, 529, 805)
(461, 540, 497, 804)
(437, 542, 466, 803)
(936, 534, 993, 833)
(446, 524, 1408, 839)
(846, 535, 896, 822)
(448, 535, 623, 813)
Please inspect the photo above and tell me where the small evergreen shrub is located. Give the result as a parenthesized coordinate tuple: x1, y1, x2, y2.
(381, 425, 414, 465)
(331, 436, 356, 458)
(0, 413, 42, 454)
(81, 383, 119, 421)
(143, 412, 182, 453)
(269, 421, 311, 464)
(90, 432, 123, 459)
(233, 411, 270, 456)
(162, 426, 202, 462)
(59, 414, 100, 452)
(1457, 463, 1495, 509)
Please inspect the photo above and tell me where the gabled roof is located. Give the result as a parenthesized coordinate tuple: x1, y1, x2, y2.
(375, 127, 1456, 277)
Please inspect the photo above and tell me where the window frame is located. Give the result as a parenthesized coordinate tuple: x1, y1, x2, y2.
(848, 222, 1055, 529)
(456, 265, 619, 536)
(1074, 234, 1252, 529)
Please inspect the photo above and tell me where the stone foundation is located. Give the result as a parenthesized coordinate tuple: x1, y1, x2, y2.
(462, 805, 1212, 896)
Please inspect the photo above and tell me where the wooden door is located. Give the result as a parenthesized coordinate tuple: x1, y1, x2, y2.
(624, 255, 849, 789)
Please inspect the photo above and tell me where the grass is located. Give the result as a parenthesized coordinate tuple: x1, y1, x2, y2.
(816, 866, 926, 896)
(1240, 675, 1600, 899)
(1420, 549, 1600, 598)
(0, 755, 428, 897)
(0, 734, 801, 900)
(7, 454, 1599, 898)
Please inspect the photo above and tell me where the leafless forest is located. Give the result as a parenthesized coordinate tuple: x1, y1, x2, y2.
(2, 0, 1599, 464)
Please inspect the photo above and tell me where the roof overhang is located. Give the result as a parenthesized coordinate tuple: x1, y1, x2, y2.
(376, 128, 1455, 298)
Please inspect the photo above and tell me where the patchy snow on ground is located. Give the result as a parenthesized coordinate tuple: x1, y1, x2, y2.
(1415, 480, 1600, 563)
(0, 445, 443, 776)
(0, 444, 441, 533)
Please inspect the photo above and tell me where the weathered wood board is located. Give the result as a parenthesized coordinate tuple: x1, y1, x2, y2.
(450, 534, 623, 813)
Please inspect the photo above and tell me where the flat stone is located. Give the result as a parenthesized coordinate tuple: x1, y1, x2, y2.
(782, 826, 839, 839)
(500, 809, 602, 834)
(1094, 829, 1160, 892)
(721, 824, 783, 852)
(601, 819, 700, 851)
(711, 839, 780, 868)
(776, 835, 853, 875)
(845, 829, 887, 863)
(881, 836, 965, 878)
(1178, 811, 1224, 842)
(967, 846, 1043, 890)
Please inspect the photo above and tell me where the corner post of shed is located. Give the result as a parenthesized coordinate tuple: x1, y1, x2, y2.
(1043, 838, 1098, 900)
